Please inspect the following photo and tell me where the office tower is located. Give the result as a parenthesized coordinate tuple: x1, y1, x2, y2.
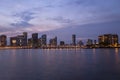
(0, 35, 7, 47)
(72, 34, 76, 46)
(41, 34, 47, 46)
(32, 33, 38, 48)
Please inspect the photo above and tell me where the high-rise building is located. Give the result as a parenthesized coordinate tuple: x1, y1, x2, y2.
(49, 36, 57, 46)
(98, 34, 119, 47)
(32, 33, 38, 48)
(72, 34, 76, 45)
(41, 34, 47, 46)
(23, 32, 27, 46)
(38, 38, 42, 47)
(28, 38, 32, 47)
(0, 35, 7, 47)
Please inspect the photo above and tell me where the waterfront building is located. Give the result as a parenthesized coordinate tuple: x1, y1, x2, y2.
(10, 32, 28, 47)
(86, 39, 93, 46)
(23, 32, 27, 46)
(32, 33, 38, 48)
(0, 35, 7, 47)
(77, 40, 84, 46)
(41, 34, 47, 46)
(10, 37, 18, 46)
(112, 34, 119, 46)
(17, 32, 28, 47)
(60, 41, 65, 46)
(72, 34, 76, 46)
(49, 36, 57, 46)
(17, 35, 24, 46)
(28, 38, 32, 47)
(94, 40, 97, 45)
(98, 34, 118, 47)
(38, 38, 42, 47)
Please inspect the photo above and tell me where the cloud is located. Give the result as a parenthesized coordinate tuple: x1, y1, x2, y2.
(0, 0, 120, 40)
(11, 21, 33, 27)
(0, 14, 14, 27)
(11, 11, 35, 27)
(47, 16, 73, 24)
(13, 11, 35, 21)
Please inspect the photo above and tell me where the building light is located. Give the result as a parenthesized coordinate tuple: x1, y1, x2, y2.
(12, 40, 16, 43)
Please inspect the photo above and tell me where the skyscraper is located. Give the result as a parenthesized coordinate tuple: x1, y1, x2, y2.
(23, 32, 27, 46)
(32, 33, 38, 48)
(28, 38, 32, 47)
(41, 34, 47, 46)
(72, 34, 76, 46)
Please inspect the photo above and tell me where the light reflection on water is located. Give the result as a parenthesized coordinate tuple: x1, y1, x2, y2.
(0, 49, 120, 80)
(115, 48, 119, 64)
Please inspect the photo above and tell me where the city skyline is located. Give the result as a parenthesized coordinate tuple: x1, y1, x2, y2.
(0, 0, 120, 42)
(0, 32, 119, 48)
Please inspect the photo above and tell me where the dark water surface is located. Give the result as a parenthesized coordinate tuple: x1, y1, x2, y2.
(0, 49, 120, 80)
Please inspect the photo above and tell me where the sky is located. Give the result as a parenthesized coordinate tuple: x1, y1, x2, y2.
(0, 0, 120, 43)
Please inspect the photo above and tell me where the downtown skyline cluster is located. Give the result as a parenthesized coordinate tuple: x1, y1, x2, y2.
(0, 32, 119, 48)
(0, 32, 82, 48)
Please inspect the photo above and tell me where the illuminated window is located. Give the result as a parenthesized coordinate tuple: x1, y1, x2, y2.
(12, 40, 16, 43)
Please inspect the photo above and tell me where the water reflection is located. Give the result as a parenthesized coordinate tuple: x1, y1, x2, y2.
(0, 49, 120, 80)
(115, 48, 119, 54)
(115, 48, 119, 64)
(92, 49, 97, 64)
(11, 49, 17, 66)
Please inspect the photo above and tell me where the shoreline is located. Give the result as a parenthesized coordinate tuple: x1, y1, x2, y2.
(0, 46, 120, 50)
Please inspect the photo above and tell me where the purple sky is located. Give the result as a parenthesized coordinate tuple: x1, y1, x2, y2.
(0, 0, 120, 43)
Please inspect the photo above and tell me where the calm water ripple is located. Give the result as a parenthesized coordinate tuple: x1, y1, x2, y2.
(0, 49, 120, 80)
